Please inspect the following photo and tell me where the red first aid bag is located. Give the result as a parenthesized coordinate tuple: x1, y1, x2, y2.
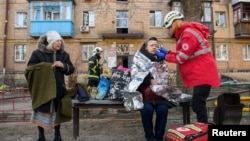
(165, 122, 209, 141)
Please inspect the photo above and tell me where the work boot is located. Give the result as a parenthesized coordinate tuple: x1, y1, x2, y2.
(37, 136, 45, 141)
(53, 135, 62, 141)
(54, 125, 62, 141)
(37, 126, 45, 141)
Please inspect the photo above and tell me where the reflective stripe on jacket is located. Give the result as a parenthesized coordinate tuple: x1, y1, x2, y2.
(88, 55, 101, 80)
(176, 28, 212, 64)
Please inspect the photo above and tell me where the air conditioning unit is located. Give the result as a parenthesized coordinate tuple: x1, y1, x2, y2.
(80, 25, 89, 32)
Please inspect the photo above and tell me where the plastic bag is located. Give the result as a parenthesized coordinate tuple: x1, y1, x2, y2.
(123, 91, 144, 111)
(108, 69, 131, 100)
(96, 76, 110, 100)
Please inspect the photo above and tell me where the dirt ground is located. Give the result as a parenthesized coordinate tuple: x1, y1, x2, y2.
(0, 119, 145, 141)
(0, 108, 185, 141)
(1, 110, 250, 141)
(1, 85, 250, 141)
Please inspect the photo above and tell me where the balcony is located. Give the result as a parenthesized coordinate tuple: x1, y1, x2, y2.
(30, 20, 74, 37)
(234, 21, 250, 38)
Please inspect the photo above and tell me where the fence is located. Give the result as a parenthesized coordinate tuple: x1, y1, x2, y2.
(0, 71, 27, 88)
(0, 87, 31, 122)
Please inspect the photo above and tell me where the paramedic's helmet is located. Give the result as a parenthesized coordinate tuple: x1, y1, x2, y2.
(93, 47, 103, 54)
(163, 11, 184, 29)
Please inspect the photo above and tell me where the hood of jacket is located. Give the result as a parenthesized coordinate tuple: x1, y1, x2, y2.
(36, 34, 66, 53)
(175, 22, 210, 40)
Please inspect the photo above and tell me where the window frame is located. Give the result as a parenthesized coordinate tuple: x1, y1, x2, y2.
(83, 11, 95, 27)
(15, 12, 27, 28)
(44, 9, 60, 20)
(216, 44, 228, 61)
(215, 11, 226, 27)
(116, 10, 129, 33)
(14, 44, 27, 62)
(243, 44, 250, 60)
(116, 10, 128, 28)
(82, 44, 95, 61)
(149, 10, 162, 27)
(201, 2, 212, 22)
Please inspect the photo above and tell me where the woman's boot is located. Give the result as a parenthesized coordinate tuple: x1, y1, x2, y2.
(53, 125, 62, 141)
(37, 126, 45, 141)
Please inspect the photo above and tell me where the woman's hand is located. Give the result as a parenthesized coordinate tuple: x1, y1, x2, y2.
(52, 61, 64, 68)
(151, 79, 158, 85)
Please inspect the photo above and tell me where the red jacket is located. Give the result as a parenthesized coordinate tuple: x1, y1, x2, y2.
(166, 22, 220, 88)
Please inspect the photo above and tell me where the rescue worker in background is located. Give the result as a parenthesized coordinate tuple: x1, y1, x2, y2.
(87, 47, 103, 94)
(156, 11, 220, 123)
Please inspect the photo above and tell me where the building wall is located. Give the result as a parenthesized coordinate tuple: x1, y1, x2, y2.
(212, 1, 250, 71)
(213, 2, 235, 38)
(0, 0, 250, 74)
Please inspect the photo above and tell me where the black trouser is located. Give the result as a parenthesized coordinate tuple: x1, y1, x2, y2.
(191, 84, 211, 123)
(87, 79, 99, 87)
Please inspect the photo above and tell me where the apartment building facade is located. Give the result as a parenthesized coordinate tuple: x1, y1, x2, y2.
(0, 0, 250, 76)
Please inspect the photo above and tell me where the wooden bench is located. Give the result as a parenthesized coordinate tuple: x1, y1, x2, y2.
(71, 99, 192, 140)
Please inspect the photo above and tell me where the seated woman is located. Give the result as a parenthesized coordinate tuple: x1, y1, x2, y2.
(127, 37, 174, 141)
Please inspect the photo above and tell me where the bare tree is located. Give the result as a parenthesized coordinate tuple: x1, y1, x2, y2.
(89, 0, 140, 17)
(168, 0, 202, 21)
(181, 0, 202, 22)
(67, 54, 82, 88)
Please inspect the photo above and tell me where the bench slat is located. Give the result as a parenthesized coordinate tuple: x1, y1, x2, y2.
(72, 99, 123, 105)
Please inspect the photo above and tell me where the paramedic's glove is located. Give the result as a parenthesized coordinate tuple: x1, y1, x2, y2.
(159, 47, 168, 54)
(156, 47, 168, 59)
(156, 51, 166, 59)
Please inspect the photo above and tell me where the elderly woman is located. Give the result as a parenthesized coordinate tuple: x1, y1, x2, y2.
(26, 30, 75, 141)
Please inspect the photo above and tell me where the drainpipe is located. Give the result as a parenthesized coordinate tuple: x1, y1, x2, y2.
(211, 1, 216, 57)
(3, 0, 9, 84)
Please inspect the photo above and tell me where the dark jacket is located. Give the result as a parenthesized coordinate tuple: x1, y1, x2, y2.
(27, 34, 75, 112)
